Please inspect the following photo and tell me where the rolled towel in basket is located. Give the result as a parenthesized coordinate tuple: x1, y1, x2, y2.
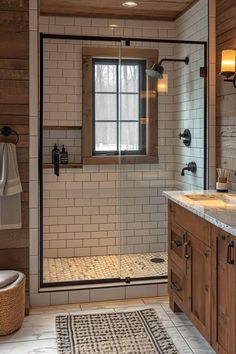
(0, 143, 22, 230)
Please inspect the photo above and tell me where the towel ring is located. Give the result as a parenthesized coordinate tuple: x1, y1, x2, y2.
(0, 126, 19, 145)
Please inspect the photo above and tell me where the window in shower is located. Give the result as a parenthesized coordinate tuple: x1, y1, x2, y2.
(92, 59, 146, 155)
(82, 47, 159, 165)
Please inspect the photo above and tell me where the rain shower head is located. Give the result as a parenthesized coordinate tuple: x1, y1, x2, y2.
(146, 56, 189, 79)
(146, 63, 164, 79)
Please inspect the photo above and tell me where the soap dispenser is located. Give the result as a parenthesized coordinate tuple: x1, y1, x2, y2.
(52, 144, 60, 164)
(51, 144, 60, 176)
(60, 145, 68, 164)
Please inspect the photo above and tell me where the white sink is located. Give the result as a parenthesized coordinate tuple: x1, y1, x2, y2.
(184, 193, 236, 207)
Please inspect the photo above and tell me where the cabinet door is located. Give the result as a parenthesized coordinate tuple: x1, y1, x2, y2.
(168, 221, 187, 271)
(186, 232, 211, 342)
(169, 258, 187, 313)
(212, 231, 236, 354)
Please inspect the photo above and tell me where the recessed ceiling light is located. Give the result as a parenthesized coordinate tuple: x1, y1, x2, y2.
(109, 24, 118, 29)
(122, 1, 138, 8)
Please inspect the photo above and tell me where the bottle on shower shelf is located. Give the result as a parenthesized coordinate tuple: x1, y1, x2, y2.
(52, 144, 60, 176)
(60, 145, 69, 164)
(52, 144, 60, 164)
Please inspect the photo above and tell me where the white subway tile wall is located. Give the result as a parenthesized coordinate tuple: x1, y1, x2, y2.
(29, 0, 213, 306)
(41, 2, 208, 257)
(43, 166, 172, 257)
(41, 17, 177, 258)
(173, 0, 208, 190)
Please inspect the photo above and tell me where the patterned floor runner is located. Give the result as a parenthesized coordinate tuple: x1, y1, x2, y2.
(56, 308, 178, 354)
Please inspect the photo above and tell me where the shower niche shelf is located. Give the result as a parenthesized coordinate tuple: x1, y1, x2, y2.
(42, 125, 82, 170)
(43, 163, 82, 169)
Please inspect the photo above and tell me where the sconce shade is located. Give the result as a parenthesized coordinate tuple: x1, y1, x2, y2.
(157, 74, 168, 93)
(221, 50, 236, 77)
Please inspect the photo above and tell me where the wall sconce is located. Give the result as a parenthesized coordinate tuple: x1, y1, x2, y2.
(220, 49, 236, 88)
(157, 74, 168, 93)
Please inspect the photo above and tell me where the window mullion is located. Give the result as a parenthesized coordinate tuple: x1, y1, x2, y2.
(116, 60, 119, 154)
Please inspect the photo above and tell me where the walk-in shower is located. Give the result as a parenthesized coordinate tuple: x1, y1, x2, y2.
(39, 33, 207, 287)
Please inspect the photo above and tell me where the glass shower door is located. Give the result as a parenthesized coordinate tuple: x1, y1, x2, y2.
(118, 40, 206, 281)
(41, 37, 123, 285)
(117, 42, 168, 281)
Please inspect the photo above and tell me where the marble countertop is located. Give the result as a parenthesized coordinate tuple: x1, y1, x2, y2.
(163, 190, 236, 237)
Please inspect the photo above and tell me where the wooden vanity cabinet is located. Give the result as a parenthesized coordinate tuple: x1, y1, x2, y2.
(211, 227, 236, 354)
(168, 201, 212, 342)
(168, 200, 236, 352)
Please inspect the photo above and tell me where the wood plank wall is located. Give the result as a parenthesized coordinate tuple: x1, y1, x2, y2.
(216, 0, 236, 170)
(0, 0, 29, 311)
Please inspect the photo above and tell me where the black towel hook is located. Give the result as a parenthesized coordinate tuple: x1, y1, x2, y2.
(0, 126, 19, 144)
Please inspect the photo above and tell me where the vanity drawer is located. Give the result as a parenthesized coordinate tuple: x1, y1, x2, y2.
(168, 201, 211, 247)
(168, 221, 186, 271)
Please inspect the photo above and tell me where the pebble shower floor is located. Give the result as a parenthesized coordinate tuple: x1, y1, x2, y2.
(43, 252, 168, 283)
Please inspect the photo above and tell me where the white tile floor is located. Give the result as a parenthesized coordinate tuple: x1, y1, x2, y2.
(0, 297, 216, 354)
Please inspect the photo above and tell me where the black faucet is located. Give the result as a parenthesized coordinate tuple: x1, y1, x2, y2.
(181, 162, 197, 176)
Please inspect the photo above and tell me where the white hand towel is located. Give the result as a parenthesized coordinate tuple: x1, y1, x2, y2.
(0, 143, 22, 230)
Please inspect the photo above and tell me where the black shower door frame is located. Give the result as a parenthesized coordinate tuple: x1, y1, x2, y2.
(39, 33, 208, 288)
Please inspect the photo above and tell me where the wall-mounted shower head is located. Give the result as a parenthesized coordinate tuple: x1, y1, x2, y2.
(146, 56, 189, 79)
(146, 63, 164, 79)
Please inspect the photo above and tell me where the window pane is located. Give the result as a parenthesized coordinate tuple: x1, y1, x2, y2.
(120, 94, 139, 121)
(95, 122, 117, 151)
(95, 64, 117, 92)
(95, 93, 117, 121)
(121, 64, 139, 93)
(120, 122, 139, 151)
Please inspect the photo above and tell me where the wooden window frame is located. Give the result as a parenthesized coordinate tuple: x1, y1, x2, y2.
(82, 47, 158, 165)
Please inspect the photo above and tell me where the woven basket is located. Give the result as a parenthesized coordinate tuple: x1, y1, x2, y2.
(0, 272, 25, 336)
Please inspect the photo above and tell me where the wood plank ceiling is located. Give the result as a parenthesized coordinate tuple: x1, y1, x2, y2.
(40, 0, 198, 21)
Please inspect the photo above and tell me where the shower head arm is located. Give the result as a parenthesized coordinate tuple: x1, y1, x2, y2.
(159, 57, 189, 66)
(146, 56, 189, 79)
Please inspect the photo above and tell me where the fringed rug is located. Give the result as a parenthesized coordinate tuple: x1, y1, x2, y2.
(56, 308, 178, 354)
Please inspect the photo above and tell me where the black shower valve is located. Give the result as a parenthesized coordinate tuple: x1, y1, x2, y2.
(178, 129, 191, 147)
